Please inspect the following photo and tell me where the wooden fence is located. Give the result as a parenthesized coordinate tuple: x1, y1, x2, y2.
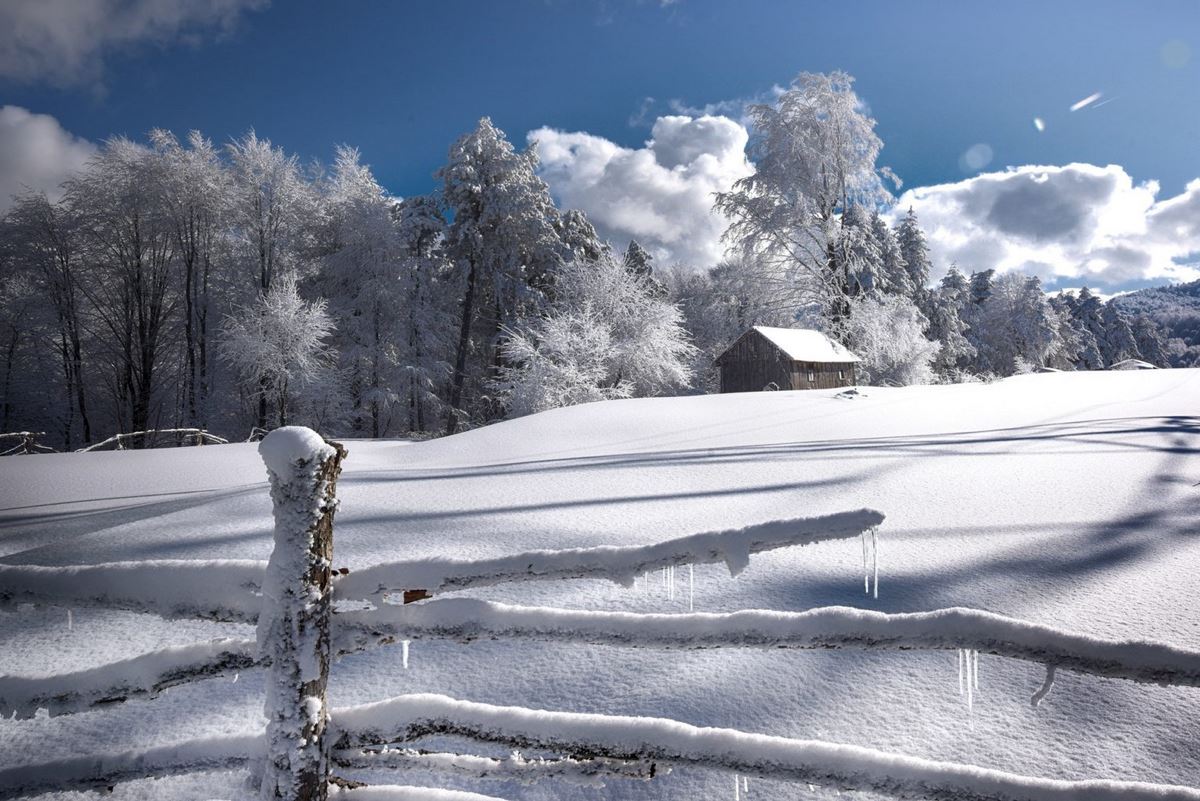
(2, 426, 1200, 800)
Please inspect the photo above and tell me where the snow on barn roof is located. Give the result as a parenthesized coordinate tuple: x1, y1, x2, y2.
(1109, 359, 1158, 370)
(752, 327, 861, 363)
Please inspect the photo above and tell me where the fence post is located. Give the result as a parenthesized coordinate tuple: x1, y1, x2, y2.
(257, 427, 347, 801)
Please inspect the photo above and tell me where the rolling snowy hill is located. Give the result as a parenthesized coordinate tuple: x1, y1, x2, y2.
(2, 369, 1199, 800)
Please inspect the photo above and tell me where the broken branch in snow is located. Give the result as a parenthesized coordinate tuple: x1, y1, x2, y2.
(329, 694, 1200, 801)
(0, 638, 259, 718)
(0, 559, 266, 622)
(331, 746, 658, 785)
(333, 600, 1200, 694)
(333, 509, 885, 601)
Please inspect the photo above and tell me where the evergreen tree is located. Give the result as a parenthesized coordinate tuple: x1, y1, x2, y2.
(894, 207, 932, 302)
(1100, 299, 1140, 365)
(836, 204, 884, 297)
(869, 210, 911, 298)
(927, 265, 975, 377)
(1131, 316, 1169, 367)
(1067, 288, 1106, 369)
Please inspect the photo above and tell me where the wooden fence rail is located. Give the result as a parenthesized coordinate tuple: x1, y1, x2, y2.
(75, 428, 228, 452)
(0, 432, 54, 456)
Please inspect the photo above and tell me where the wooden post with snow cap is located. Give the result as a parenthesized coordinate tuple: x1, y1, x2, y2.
(257, 426, 346, 801)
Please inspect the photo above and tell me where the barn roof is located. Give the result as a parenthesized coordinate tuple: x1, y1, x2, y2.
(750, 327, 861, 363)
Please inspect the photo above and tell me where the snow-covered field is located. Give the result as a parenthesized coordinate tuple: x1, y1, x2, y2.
(2, 369, 1199, 800)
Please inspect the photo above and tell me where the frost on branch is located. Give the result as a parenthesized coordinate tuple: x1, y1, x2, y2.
(257, 427, 345, 801)
(332, 747, 658, 786)
(334, 509, 885, 600)
(329, 694, 1200, 801)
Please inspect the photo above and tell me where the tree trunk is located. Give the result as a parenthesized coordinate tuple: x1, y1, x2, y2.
(445, 258, 478, 435)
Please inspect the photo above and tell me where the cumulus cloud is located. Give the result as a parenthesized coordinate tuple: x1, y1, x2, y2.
(530, 115, 753, 268)
(0, 0, 267, 86)
(894, 163, 1200, 291)
(0, 106, 97, 214)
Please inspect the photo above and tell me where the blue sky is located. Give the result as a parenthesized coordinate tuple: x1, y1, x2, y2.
(1, 0, 1198, 290)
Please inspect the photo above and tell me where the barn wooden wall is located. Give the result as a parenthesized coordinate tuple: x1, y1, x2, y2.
(717, 331, 857, 393)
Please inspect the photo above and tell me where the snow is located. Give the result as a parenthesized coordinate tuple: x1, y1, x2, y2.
(2, 369, 1200, 799)
(258, 426, 336, 484)
(750, 326, 862, 363)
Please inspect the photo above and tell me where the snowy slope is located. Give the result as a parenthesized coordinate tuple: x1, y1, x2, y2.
(1, 369, 1199, 799)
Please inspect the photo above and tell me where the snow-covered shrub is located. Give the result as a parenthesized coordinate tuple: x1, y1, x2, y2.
(846, 293, 938, 386)
(495, 254, 695, 416)
(220, 274, 338, 428)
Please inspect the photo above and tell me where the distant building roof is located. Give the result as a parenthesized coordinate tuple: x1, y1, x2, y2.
(1109, 359, 1158, 370)
(751, 327, 861, 363)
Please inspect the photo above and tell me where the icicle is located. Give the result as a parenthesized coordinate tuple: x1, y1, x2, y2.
(871, 527, 879, 599)
(742, 775, 749, 794)
(688, 563, 695, 612)
(67, 609, 72, 630)
(401, 640, 410, 670)
(958, 649, 964, 695)
(973, 649, 980, 690)
(967, 649, 974, 710)
(861, 532, 869, 594)
(232, 672, 239, 683)
(1031, 664, 1057, 707)
(734, 774, 741, 801)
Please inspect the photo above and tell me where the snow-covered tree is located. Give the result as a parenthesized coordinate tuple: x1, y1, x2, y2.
(1131, 315, 1169, 367)
(894, 207, 932, 303)
(148, 129, 231, 428)
(438, 117, 569, 432)
(836, 204, 883, 297)
(714, 71, 894, 337)
(926, 265, 976, 378)
(393, 194, 455, 434)
(1, 192, 93, 445)
(317, 146, 406, 437)
(1100, 299, 1140, 365)
(64, 137, 178, 437)
(220, 273, 336, 428)
(869, 210, 911, 298)
(845, 293, 938, 386)
(496, 254, 694, 416)
(973, 274, 1059, 374)
(1067, 288, 1107, 369)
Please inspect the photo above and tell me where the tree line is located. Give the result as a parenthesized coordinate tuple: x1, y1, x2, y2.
(0, 71, 1173, 448)
(0, 123, 689, 447)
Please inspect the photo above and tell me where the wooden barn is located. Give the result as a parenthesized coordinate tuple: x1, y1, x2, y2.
(715, 326, 860, 393)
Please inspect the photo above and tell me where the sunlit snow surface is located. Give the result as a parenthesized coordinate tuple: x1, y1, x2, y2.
(1, 369, 1199, 800)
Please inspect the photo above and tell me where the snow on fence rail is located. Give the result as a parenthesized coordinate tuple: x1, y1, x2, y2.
(75, 427, 229, 452)
(0, 432, 54, 456)
(3, 425, 1200, 800)
(329, 693, 1200, 801)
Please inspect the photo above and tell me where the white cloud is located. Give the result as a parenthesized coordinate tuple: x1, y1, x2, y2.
(530, 115, 753, 269)
(0, 0, 267, 86)
(0, 106, 97, 214)
(893, 163, 1200, 291)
